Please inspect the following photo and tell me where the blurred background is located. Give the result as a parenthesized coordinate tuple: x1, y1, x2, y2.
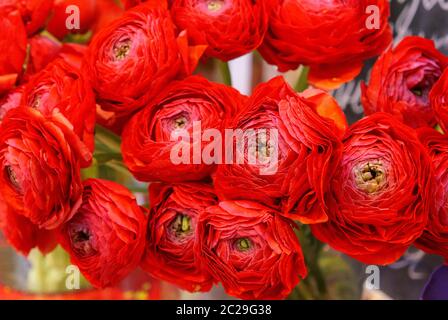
(1, 0, 447, 300)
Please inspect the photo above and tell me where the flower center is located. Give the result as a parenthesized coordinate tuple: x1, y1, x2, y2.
(235, 238, 251, 252)
(170, 214, 192, 237)
(113, 40, 131, 60)
(354, 160, 386, 194)
(207, 0, 224, 11)
(5, 165, 21, 191)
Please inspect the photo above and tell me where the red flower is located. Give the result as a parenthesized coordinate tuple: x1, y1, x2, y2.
(0, 108, 87, 230)
(170, 0, 268, 61)
(213, 76, 342, 224)
(415, 128, 448, 260)
(21, 58, 96, 159)
(140, 182, 217, 292)
(47, 0, 98, 40)
(362, 36, 448, 128)
(431, 69, 448, 133)
(197, 200, 307, 300)
(0, 7, 27, 95)
(122, 75, 246, 182)
(0, 196, 58, 255)
(84, 1, 205, 133)
(310, 113, 433, 265)
(59, 179, 147, 288)
(259, 0, 392, 89)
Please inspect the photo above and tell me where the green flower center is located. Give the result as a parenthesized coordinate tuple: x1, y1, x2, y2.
(171, 214, 192, 237)
(411, 88, 423, 97)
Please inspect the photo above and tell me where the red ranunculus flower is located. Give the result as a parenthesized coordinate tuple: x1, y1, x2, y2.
(21, 58, 96, 159)
(122, 75, 246, 182)
(310, 113, 433, 265)
(415, 128, 448, 260)
(362, 36, 448, 128)
(197, 200, 307, 300)
(0, 196, 58, 255)
(47, 0, 98, 40)
(170, 0, 268, 61)
(84, 1, 206, 133)
(141, 182, 217, 292)
(0, 7, 27, 95)
(431, 69, 448, 133)
(0, 108, 87, 230)
(59, 178, 147, 288)
(259, 0, 392, 89)
(213, 76, 342, 224)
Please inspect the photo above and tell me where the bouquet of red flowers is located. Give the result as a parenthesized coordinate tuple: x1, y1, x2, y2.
(1, 0, 447, 300)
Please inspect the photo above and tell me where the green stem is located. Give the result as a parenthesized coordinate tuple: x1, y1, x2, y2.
(63, 31, 93, 44)
(308, 246, 328, 298)
(295, 65, 310, 92)
(294, 224, 328, 299)
(217, 60, 232, 86)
